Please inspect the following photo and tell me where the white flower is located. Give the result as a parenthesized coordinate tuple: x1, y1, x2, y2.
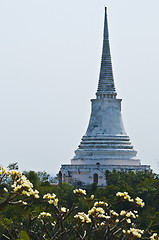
(94, 201, 108, 207)
(126, 218, 131, 224)
(129, 228, 144, 238)
(135, 197, 145, 208)
(90, 195, 94, 200)
(4, 188, 8, 193)
(38, 212, 51, 219)
(120, 210, 126, 216)
(150, 233, 158, 240)
(110, 210, 119, 216)
(61, 207, 67, 213)
(73, 188, 86, 195)
(116, 192, 133, 202)
(74, 212, 91, 223)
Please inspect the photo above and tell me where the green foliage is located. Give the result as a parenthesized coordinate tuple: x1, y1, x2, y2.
(0, 167, 159, 239)
(18, 231, 30, 240)
(102, 170, 159, 229)
(7, 162, 19, 170)
(23, 170, 40, 188)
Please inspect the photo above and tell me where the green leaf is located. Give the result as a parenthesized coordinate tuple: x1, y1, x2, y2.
(18, 231, 30, 240)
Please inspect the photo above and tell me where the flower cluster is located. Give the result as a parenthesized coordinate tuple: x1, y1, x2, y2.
(9, 170, 22, 180)
(116, 192, 145, 209)
(4, 187, 8, 193)
(73, 188, 86, 196)
(94, 201, 108, 208)
(11, 174, 39, 198)
(74, 196, 111, 225)
(150, 233, 158, 240)
(61, 207, 69, 213)
(43, 193, 59, 206)
(135, 197, 145, 208)
(74, 212, 91, 223)
(110, 210, 119, 217)
(120, 210, 126, 216)
(127, 211, 138, 218)
(38, 212, 51, 219)
(119, 210, 139, 225)
(0, 166, 9, 176)
(88, 206, 110, 220)
(120, 210, 138, 218)
(0, 174, 158, 240)
(116, 191, 134, 202)
(129, 228, 144, 238)
(73, 189, 151, 239)
(88, 206, 105, 216)
(1, 167, 40, 199)
(90, 195, 94, 200)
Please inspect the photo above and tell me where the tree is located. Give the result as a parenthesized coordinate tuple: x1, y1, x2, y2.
(0, 166, 159, 239)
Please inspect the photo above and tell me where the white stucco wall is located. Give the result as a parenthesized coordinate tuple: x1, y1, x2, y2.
(60, 164, 150, 186)
(86, 98, 126, 135)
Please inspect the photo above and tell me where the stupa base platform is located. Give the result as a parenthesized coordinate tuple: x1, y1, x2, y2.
(60, 164, 151, 186)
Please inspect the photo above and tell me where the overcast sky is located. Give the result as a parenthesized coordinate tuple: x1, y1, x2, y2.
(0, 0, 159, 175)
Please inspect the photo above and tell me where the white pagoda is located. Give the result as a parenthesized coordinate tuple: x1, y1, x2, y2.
(59, 8, 150, 186)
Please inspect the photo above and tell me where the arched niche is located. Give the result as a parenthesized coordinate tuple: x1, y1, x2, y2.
(93, 173, 98, 184)
(63, 173, 66, 182)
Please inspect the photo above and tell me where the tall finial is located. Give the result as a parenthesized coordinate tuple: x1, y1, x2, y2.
(96, 7, 117, 99)
(104, 7, 109, 39)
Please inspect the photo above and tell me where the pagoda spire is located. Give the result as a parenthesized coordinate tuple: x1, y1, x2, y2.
(96, 7, 117, 99)
(60, 7, 150, 187)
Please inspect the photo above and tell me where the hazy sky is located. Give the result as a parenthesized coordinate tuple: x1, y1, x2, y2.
(0, 0, 159, 175)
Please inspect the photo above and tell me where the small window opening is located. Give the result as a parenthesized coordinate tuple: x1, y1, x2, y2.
(93, 173, 98, 184)
(63, 173, 66, 182)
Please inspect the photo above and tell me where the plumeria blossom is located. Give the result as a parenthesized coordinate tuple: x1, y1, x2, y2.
(73, 188, 86, 196)
(9, 170, 22, 179)
(0, 166, 9, 176)
(126, 218, 131, 224)
(128, 228, 144, 238)
(0, 166, 39, 200)
(43, 193, 59, 206)
(116, 191, 134, 202)
(150, 233, 158, 240)
(135, 197, 145, 208)
(126, 211, 136, 219)
(38, 212, 51, 219)
(99, 221, 106, 226)
(110, 210, 119, 217)
(120, 210, 126, 216)
(98, 214, 111, 219)
(74, 212, 91, 223)
(0, 167, 9, 185)
(51, 221, 56, 227)
(88, 206, 105, 216)
(94, 201, 108, 208)
(43, 193, 56, 200)
(90, 195, 94, 200)
(3, 188, 8, 193)
(11, 174, 39, 199)
(61, 207, 69, 213)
